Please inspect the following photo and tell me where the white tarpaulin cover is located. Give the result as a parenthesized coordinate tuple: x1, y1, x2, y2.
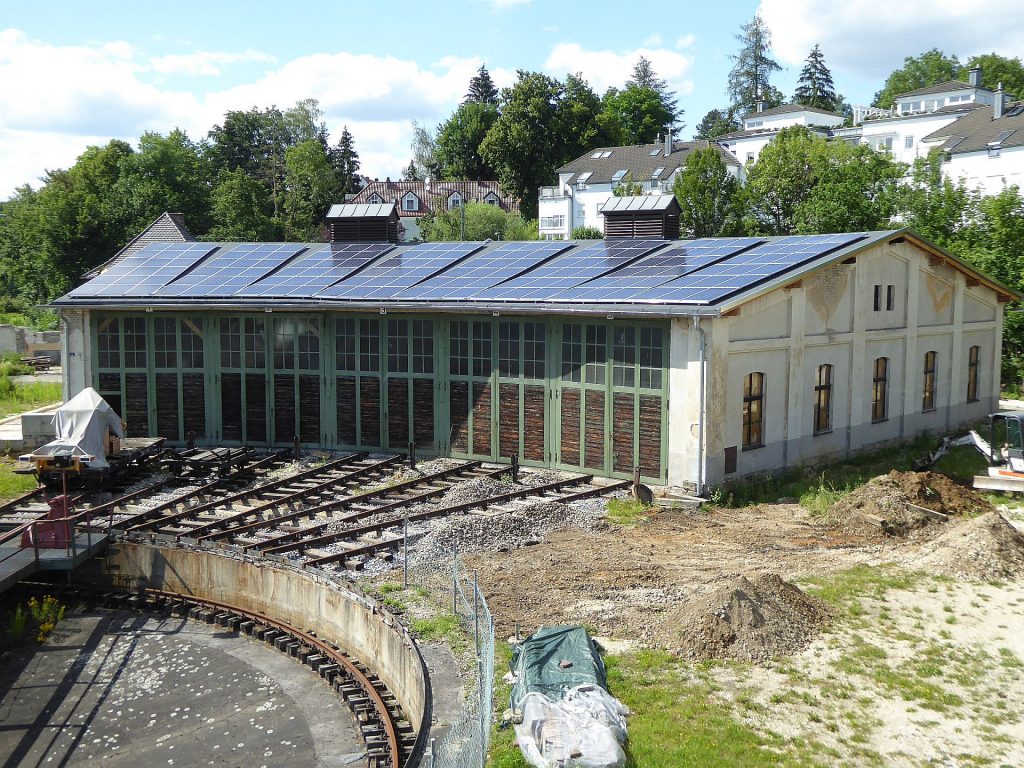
(512, 685, 628, 768)
(33, 387, 123, 469)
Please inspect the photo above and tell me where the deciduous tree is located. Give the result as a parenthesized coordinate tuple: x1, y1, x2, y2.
(673, 147, 744, 237)
(434, 101, 499, 180)
(694, 108, 740, 139)
(872, 49, 961, 109)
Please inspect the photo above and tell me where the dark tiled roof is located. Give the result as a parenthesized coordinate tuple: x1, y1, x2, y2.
(715, 125, 833, 141)
(86, 212, 194, 277)
(350, 180, 518, 217)
(741, 103, 844, 120)
(922, 101, 1024, 154)
(894, 80, 983, 99)
(555, 141, 739, 184)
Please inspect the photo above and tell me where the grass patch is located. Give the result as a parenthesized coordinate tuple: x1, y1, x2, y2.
(0, 378, 61, 420)
(1, 595, 65, 650)
(802, 565, 919, 619)
(0, 460, 38, 500)
(605, 497, 650, 526)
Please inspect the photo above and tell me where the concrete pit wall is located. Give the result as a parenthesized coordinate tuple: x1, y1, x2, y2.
(84, 541, 430, 762)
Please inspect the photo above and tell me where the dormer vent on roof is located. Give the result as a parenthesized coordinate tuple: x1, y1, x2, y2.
(325, 202, 400, 243)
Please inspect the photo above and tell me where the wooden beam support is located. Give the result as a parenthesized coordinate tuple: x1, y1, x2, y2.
(965, 277, 980, 287)
(785, 280, 802, 290)
(722, 307, 741, 318)
(841, 257, 856, 264)
(929, 255, 944, 266)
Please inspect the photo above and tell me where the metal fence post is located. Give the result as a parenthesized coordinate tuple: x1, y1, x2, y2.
(403, 516, 409, 589)
(478, 656, 486, 768)
(452, 545, 458, 618)
(473, 569, 480, 656)
(429, 737, 436, 768)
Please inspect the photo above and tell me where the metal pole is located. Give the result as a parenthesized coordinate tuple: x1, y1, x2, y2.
(452, 544, 458, 617)
(478, 656, 486, 768)
(31, 523, 39, 563)
(473, 569, 480, 655)
(429, 737, 436, 768)
(460, 204, 465, 241)
(408, 441, 416, 470)
(510, 454, 519, 484)
(293, 435, 301, 461)
(403, 516, 409, 589)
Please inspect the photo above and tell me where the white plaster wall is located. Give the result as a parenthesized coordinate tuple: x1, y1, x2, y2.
(680, 239, 1005, 488)
(60, 308, 90, 403)
(858, 111, 968, 165)
(946, 148, 1024, 196)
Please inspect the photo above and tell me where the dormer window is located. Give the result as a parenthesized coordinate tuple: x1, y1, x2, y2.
(448, 192, 463, 209)
(368, 192, 384, 204)
(611, 169, 628, 188)
(401, 192, 419, 212)
(651, 167, 665, 180)
(483, 192, 500, 206)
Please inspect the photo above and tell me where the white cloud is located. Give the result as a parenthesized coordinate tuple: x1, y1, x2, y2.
(544, 42, 695, 96)
(676, 34, 695, 50)
(759, 0, 1024, 78)
(642, 34, 663, 48)
(0, 29, 501, 195)
(151, 50, 275, 77)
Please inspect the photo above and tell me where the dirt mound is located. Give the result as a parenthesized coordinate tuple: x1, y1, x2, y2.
(909, 512, 1024, 580)
(655, 574, 830, 662)
(828, 471, 993, 535)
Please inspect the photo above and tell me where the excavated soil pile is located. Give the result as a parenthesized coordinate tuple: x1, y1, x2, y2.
(909, 512, 1024, 580)
(656, 574, 830, 663)
(828, 470, 993, 535)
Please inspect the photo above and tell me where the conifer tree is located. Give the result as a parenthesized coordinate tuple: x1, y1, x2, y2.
(328, 126, 361, 195)
(402, 160, 422, 181)
(627, 55, 682, 131)
(465, 64, 499, 105)
(727, 14, 783, 115)
(793, 45, 839, 112)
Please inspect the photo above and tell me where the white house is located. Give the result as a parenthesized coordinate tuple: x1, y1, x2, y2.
(920, 94, 1024, 195)
(716, 103, 846, 171)
(537, 135, 741, 240)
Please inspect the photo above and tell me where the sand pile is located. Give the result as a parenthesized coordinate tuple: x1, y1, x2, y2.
(908, 512, 1024, 580)
(828, 471, 993, 535)
(656, 574, 830, 662)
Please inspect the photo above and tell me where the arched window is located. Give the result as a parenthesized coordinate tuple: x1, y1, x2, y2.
(872, 357, 889, 423)
(742, 372, 765, 449)
(967, 346, 980, 402)
(922, 351, 937, 412)
(814, 364, 833, 434)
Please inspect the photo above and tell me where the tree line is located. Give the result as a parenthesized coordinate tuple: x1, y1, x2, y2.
(0, 99, 361, 322)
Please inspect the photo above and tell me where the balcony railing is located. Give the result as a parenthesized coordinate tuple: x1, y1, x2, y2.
(539, 216, 566, 230)
(539, 187, 569, 199)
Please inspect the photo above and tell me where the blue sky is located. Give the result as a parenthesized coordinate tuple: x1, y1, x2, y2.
(1, 0, 1021, 196)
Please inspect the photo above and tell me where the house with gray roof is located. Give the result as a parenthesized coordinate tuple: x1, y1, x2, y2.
(537, 134, 740, 239)
(920, 93, 1024, 195)
(715, 103, 845, 170)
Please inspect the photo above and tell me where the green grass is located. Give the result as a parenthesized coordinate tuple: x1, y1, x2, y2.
(606, 497, 650, 526)
(801, 565, 919, 619)
(0, 461, 38, 500)
(0, 378, 62, 420)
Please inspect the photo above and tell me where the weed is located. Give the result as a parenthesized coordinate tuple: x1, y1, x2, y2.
(0, 378, 61, 420)
(605, 497, 650, 526)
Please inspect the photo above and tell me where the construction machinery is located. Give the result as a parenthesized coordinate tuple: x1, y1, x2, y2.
(915, 411, 1024, 492)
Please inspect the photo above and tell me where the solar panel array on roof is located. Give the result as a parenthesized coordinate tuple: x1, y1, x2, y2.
(559, 237, 763, 301)
(643, 232, 867, 304)
(317, 241, 485, 300)
(68, 242, 217, 297)
(474, 239, 666, 301)
(158, 243, 307, 297)
(398, 241, 574, 300)
(243, 242, 395, 297)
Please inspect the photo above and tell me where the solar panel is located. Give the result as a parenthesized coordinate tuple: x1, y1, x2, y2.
(644, 232, 867, 304)
(157, 243, 308, 297)
(241, 242, 395, 297)
(68, 242, 217, 297)
(397, 241, 575, 300)
(317, 241, 485, 300)
(472, 239, 667, 301)
(557, 237, 764, 302)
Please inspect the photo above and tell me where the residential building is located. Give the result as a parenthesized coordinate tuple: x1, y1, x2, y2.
(55, 208, 1015, 492)
(920, 93, 1024, 195)
(537, 135, 740, 239)
(716, 103, 845, 169)
(349, 180, 518, 241)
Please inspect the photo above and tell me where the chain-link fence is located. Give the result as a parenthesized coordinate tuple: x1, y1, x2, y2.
(413, 548, 495, 768)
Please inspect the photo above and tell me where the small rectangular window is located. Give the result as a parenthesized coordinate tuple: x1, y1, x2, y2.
(967, 345, 980, 402)
(814, 364, 833, 434)
(523, 322, 545, 380)
(886, 285, 895, 311)
(472, 321, 491, 378)
(412, 319, 433, 374)
(180, 319, 204, 369)
(359, 319, 380, 373)
(922, 351, 937, 412)
(612, 326, 636, 387)
(873, 285, 882, 311)
(905, 135, 914, 149)
(123, 317, 147, 369)
(336, 318, 356, 372)
(872, 357, 889, 423)
(498, 321, 520, 378)
(742, 372, 765, 450)
(562, 323, 582, 383)
(450, 321, 469, 376)
(97, 317, 121, 369)
(387, 318, 409, 373)
(585, 325, 606, 385)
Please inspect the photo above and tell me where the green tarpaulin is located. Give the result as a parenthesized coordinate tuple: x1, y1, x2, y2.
(510, 625, 607, 709)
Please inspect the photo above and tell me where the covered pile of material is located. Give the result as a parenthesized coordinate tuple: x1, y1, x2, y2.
(509, 625, 628, 768)
(828, 470, 993, 535)
(909, 512, 1024, 580)
(656, 574, 830, 662)
(28, 387, 123, 469)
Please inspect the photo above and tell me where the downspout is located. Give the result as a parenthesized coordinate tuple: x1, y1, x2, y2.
(693, 316, 706, 497)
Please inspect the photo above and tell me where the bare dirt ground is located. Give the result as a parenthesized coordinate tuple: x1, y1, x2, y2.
(457, 477, 1024, 767)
